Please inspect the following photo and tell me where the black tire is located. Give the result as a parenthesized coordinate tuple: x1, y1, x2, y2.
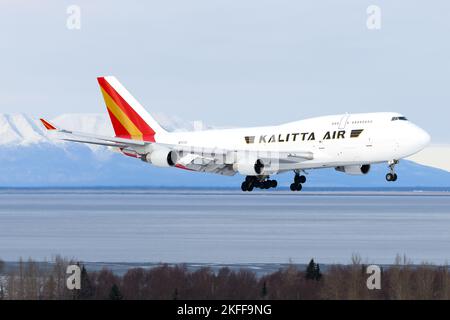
(271, 180, 278, 188)
(290, 183, 297, 191)
(247, 184, 254, 192)
(386, 173, 394, 182)
(241, 182, 248, 192)
(294, 175, 300, 184)
(299, 175, 307, 184)
(296, 183, 303, 191)
(393, 174, 398, 182)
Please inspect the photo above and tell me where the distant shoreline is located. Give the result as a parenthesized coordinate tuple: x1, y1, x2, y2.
(0, 186, 449, 194)
(2, 260, 449, 277)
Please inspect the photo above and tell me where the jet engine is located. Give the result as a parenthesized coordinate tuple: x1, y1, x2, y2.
(145, 148, 178, 167)
(335, 164, 371, 176)
(233, 159, 265, 176)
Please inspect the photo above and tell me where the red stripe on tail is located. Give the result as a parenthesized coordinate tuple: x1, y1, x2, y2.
(97, 77, 156, 141)
(106, 109, 132, 139)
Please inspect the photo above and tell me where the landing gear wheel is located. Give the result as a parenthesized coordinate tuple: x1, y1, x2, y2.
(386, 160, 399, 183)
(241, 178, 255, 192)
(242, 176, 278, 191)
(386, 173, 398, 182)
(386, 173, 394, 182)
(294, 173, 307, 184)
(292, 172, 305, 191)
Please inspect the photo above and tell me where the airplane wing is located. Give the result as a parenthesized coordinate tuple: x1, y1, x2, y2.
(40, 118, 313, 175)
(40, 118, 145, 148)
(173, 151, 313, 176)
(157, 144, 314, 175)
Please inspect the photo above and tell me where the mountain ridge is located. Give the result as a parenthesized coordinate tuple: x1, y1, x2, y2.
(0, 113, 448, 188)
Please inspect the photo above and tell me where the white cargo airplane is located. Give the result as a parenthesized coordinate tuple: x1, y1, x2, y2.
(40, 76, 431, 191)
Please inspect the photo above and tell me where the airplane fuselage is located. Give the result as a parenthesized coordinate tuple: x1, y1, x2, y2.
(42, 76, 431, 191)
(157, 112, 430, 171)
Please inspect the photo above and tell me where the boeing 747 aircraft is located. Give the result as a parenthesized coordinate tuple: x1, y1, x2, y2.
(40, 76, 431, 191)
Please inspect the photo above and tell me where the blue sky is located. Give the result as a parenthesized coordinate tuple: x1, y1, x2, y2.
(1, 0, 449, 142)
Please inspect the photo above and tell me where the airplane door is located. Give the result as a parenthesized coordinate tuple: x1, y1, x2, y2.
(340, 114, 359, 161)
(318, 114, 349, 158)
(339, 114, 350, 130)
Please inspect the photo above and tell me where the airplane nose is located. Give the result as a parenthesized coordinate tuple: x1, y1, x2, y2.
(416, 126, 431, 149)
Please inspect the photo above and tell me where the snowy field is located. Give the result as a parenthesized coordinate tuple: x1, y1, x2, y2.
(0, 189, 449, 264)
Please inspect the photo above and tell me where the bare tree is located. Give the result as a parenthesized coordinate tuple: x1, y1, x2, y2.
(92, 268, 120, 300)
(122, 268, 146, 299)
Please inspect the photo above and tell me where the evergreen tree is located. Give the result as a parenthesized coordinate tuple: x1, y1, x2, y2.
(172, 288, 179, 300)
(305, 259, 316, 280)
(314, 263, 322, 281)
(261, 281, 268, 298)
(109, 284, 123, 300)
(78, 265, 94, 299)
(305, 259, 322, 281)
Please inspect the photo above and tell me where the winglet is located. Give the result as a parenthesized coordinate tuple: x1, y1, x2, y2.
(40, 118, 57, 131)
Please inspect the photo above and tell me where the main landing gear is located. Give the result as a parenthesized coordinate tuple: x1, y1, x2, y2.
(386, 160, 399, 182)
(290, 171, 306, 192)
(241, 176, 277, 192)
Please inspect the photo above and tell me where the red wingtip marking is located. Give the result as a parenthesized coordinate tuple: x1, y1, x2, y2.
(40, 118, 57, 130)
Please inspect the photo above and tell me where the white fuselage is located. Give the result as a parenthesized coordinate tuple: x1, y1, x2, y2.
(48, 76, 431, 186)
(155, 112, 430, 173)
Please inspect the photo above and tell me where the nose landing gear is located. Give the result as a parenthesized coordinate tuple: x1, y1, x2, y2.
(386, 160, 399, 182)
(290, 171, 307, 192)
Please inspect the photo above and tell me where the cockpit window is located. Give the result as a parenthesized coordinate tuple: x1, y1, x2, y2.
(391, 116, 408, 121)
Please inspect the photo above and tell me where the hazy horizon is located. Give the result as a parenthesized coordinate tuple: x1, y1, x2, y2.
(0, 1, 449, 143)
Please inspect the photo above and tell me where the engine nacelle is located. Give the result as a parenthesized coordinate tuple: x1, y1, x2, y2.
(335, 164, 371, 176)
(145, 148, 178, 167)
(233, 159, 265, 176)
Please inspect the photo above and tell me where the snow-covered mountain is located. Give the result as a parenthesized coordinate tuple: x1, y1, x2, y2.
(0, 113, 449, 188)
(51, 112, 212, 136)
(0, 114, 51, 145)
(0, 113, 230, 187)
(0, 113, 207, 145)
(0, 113, 210, 152)
(407, 144, 450, 173)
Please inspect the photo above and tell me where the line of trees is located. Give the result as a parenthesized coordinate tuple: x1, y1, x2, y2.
(0, 255, 449, 300)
